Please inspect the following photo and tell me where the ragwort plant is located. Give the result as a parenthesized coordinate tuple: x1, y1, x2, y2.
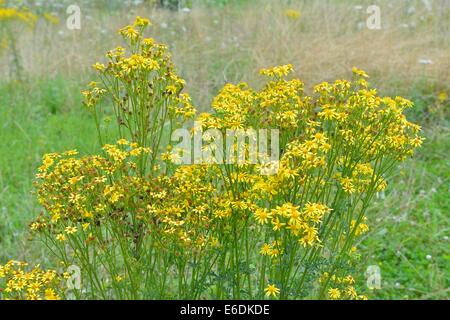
(0, 260, 62, 300)
(2, 17, 423, 300)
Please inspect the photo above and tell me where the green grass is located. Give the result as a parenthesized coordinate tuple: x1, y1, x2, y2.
(358, 126, 450, 299)
(0, 74, 448, 299)
(0, 77, 99, 261)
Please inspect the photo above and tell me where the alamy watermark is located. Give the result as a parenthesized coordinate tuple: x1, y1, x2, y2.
(66, 4, 81, 30)
(366, 265, 381, 289)
(169, 122, 280, 175)
(366, 5, 381, 30)
(66, 265, 81, 289)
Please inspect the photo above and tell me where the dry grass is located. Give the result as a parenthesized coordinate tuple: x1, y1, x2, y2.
(2, 0, 450, 107)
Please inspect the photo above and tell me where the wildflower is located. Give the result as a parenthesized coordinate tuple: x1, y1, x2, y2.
(345, 286, 358, 299)
(344, 275, 355, 285)
(92, 63, 105, 71)
(119, 25, 139, 40)
(117, 139, 129, 145)
(285, 9, 300, 20)
(260, 64, 293, 78)
(83, 210, 93, 219)
(30, 222, 41, 231)
(0, 261, 61, 300)
(65, 226, 78, 235)
(438, 91, 448, 102)
(142, 38, 155, 47)
(268, 248, 281, 258)
(351, 218, 369, 236)
(254, 208, 272, 225)
(30, 24, 423, 300)
(340, 177, 356, 194)
(318, 107, 338, 120)
(68, 176, 83, 185)
(56, 233, 66, 242)
(271, 218, 285, 231)
(410, 136, 424, 148)
(44, 288, 59, 300)
(134, 16, 151, 27)
(260, 243, 272, 255)
(352, 67, 369, 78)
(328, 288, 341, 300)
(264, 284, 280, 297)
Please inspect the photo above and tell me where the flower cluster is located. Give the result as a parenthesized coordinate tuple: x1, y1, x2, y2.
(0, 261, 61, 300)
(320, 272, 367, 300)
(0, 4, 37, 27)
(82, 17, 196, 179)
(256, 202, 332, 248)
(15, 18, 425, 300)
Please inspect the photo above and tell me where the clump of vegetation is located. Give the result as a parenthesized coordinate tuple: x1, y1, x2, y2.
(0, 18, 425, 300)
(0, 260, 62, 300)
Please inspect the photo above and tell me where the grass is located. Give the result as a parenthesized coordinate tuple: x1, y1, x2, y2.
(359, 126, 449, 299)
(0, 0, 448, 299)
(0, 77, 99, 262)
(4, 0, 449, 107)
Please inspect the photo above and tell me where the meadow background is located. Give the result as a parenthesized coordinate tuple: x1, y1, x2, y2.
(0, 0, 448, 299)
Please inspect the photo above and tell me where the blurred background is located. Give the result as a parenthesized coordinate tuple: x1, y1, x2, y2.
(0, 0, 449, 299)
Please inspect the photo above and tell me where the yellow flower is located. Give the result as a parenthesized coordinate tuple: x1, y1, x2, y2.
(340, 177, 355, 194)
(318, 107, 338, 120)
(68, 176, 83, 185)
(56, 233, 66, 242)
(271, 218, 285, 231)
(83, 209, 93, 219)
(437, 91, 448, 102)
(119, 25, 139, 40)
(345, 286, 358, 299)
(351, 218, 369, 236)
(51, 212, 60, 223)
(110, 192, 121, 203)
(65, 226, 78, 235)
(134, 16, 151, 27)
(352, 67, 369, 78)
(30, 222, 40, 231)
(117, 139, 129, 145)
(285, 9, 300, 20)
(142, 38, 155, 47)
(328, 288, 341, 300)
(260, 64, 293, 78)
(264, 284, 280, 297)
(254, 208, 272, 225)
(0, 261, 61, 300)
(344, 275, 355, 285)
(44, 288, 60, 300)
(260, 243, 271, 256)
(93, 63, 105, 71)
(268, 248, 281, 258)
